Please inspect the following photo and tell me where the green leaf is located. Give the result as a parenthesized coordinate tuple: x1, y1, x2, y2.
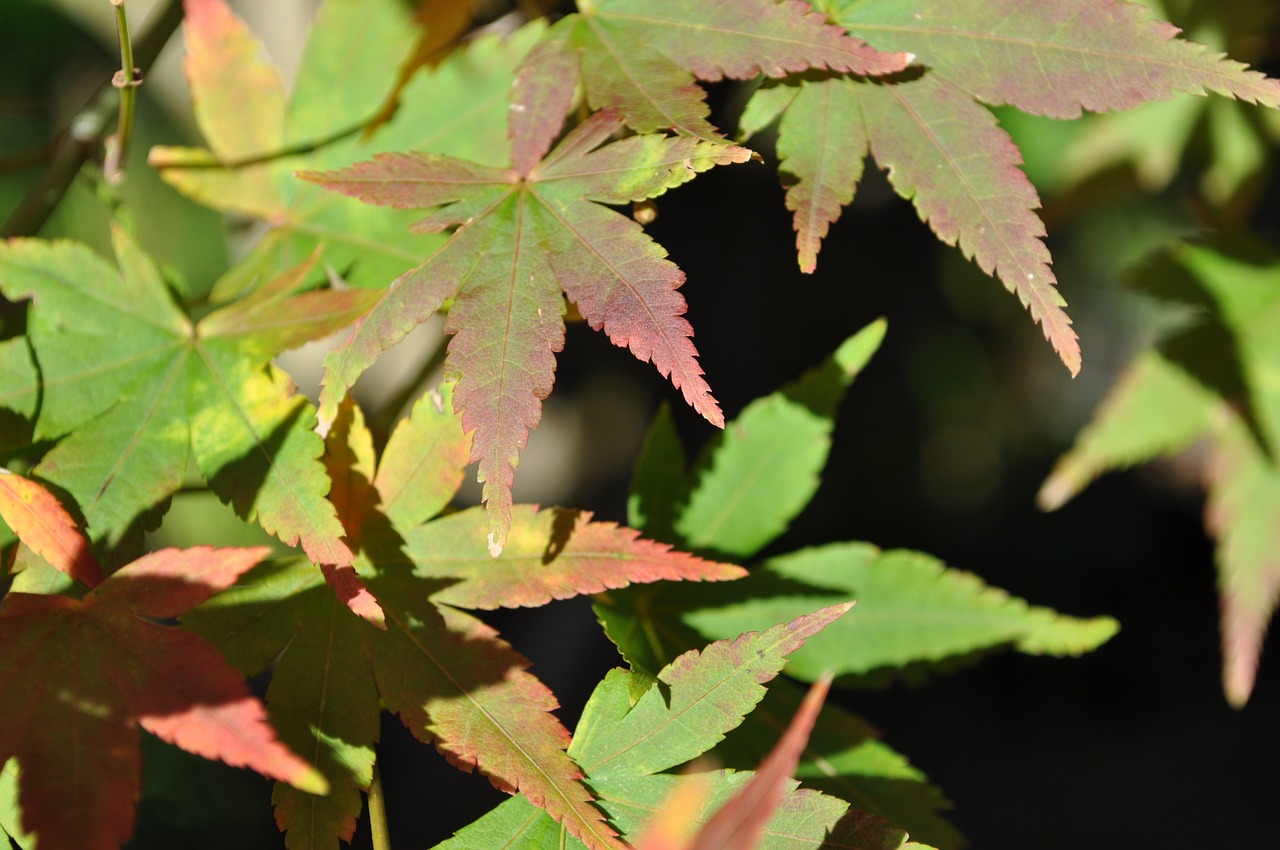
(677, 320, 886, 557)
(1038, 348, 1219, 510)
(577, 604, 853, 779)
(0, 227, 372, 570)
(0, 760, 34, 850)
(627, 402, 690, 543)
(438, 606, 921, 850)
(303, 111, 751, 552)
(286, 0, 416, 146)
(374, 383, 473, 531)
(0, 337, 39, 451)
(679, 544, 1119, 683)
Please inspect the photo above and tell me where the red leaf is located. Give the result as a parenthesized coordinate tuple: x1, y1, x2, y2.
(0, 470, 102, 588)
(0, 547, 325, 850)
(688, 675, 832, 850)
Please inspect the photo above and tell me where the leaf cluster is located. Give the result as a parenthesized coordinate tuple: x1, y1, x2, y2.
(1, 0, 1278, 848)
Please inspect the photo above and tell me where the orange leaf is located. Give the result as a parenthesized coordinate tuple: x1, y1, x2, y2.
(0, 469, 102, 588)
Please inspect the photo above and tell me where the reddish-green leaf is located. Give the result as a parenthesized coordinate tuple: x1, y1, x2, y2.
(0, 470, 102, 587)
(629, 676, 834, 850)
(836, 0, 1280, 119)
(860, 74, 1079, 375)
(1043, 244, 1280, 705)
(748, 72, 1079, 375)
(713, 678, 960, 847)
(743, 0, 1280, 376)
(0, 547, 325, 850)
(303, 110, 750, 552)
(1038, 349, 1219, 511)
(1205, 425, 1280, 708)
(510, 0, 911, 143)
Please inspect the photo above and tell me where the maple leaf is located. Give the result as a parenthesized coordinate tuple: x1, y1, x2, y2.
(1041, 243, 1280, 706)
(0, 479, 324, 850)
(508, 0, 911, 154)
(617, 543, 1118, 688)
(436, 605, 933, 850)
(587, 325, 1110, 838)
(609, 323, 1115, 686)
(741, 0, 1280, 377)
(149, 0, 538, 294)
(0, 227, 374, 583)
(186, 389, 742, 850)
(301, 111, 751, 554)
(667, 318, 887, 557)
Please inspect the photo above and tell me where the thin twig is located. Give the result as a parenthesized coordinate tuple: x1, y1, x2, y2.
(104, 0, 140, 185)
(1, 0, 182, 237)
(368, 764, 392, 850)
(0, 146, 52, 175)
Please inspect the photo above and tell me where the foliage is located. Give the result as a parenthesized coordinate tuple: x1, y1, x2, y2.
(1041, 244, 1280, 707)
(0, 0, 1276, 848)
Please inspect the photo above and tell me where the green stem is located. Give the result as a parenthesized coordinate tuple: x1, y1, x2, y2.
(104, 0, 139, 185)
(1, 0, 182, 237)
(368, 765, 392, 850)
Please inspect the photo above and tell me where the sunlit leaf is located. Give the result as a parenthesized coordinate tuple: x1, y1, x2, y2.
(0, 547, 325, 850)
(303, 111, 750, 551)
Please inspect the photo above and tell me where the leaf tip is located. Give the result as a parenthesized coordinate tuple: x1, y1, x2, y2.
(1065, 350, 1083, 378)
(291, 765, 331, 796)
(1036, 472, 1074, 512)
(487, 531, 505, 558)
